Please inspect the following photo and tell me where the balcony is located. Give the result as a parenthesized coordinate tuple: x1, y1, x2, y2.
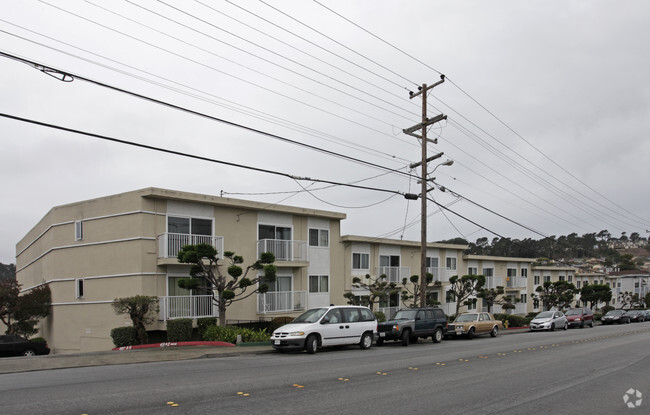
(379, 266, 411, 283)
(506, 276, 527, 289)
(257, 239, 307, 262)
(158, 295, 217, 321)
(484, 276, 504, 289)
(158, 233, 224, 258)
(427, 267, 452, 283)
(257, 291, 307, 314)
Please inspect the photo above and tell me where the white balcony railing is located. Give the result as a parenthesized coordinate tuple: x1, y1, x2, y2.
(158, 295, 217, 320)
(257, 239, 307, 262)
(506, 276, 527, 289)
(257, 291, 307, 313)
(484, 276, 504, 289)
(427, 267, 452, 283)
(379, 266, 411, 283)
(158, 233, 224, 258)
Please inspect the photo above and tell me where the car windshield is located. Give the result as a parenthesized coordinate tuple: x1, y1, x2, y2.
(455, 314, 478, 322)
(565, 309, 582, 316)
(535, 311, 554, 319)
(393, 310, 417, 320)
(292, 308, 328, 323)
(605, 310, 622, 316)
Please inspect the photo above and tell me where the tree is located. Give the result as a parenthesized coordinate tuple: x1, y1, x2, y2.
(447, 275, 485, 316)
(177, 243, 276, 326)
(0, 280, 51, 338)
(400, 273, 441, 308)
(112, 295, 158, 345)
(534, 281, 577, 311)
(618, 254, 637, 271)
(344, 273, 400, 311)
(580, 284, 611, 309)
(477, 285, 520, 314)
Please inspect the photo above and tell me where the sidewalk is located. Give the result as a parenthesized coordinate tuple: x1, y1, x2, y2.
(0, 344, 273, 375)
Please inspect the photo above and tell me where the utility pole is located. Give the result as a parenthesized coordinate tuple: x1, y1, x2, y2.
(403, 74, 446, 308)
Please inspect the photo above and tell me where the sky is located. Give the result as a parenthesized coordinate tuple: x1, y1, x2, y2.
(1, 0, 650, 264)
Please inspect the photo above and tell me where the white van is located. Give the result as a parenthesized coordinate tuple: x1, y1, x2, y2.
(271, 305, 377, 354)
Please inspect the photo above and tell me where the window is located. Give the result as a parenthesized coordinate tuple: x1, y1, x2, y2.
(521, 268, 528, 278)
(352, 253, 369, 270)
(309, 275, 329, 293)
(426, 257, 439, 268)
(520, 293, 527, 303)
(482, 268, 494, 277)
(269, 276, 292, 292)
(543, 275, 551, 283)
(380, 255, 400, 268)
(168, 216, 212, 236)
(534, 275, 540, 285)
(577, 281, 581, 288)
(568, 275, 573, 282)
(559, 275, 565, 282)
(258, 224, 291, 240)
(359, 308, 375, 322)
(308, 229, 329, 247)
(533, 298, 540, 308)
(467, 267, 478, 276)
(74, 220, 83, 241)
(76, 278, 84, 299)
(507, 268, 517, 277)
(446, 257, 457, 270)
(467, 299, 477, 310)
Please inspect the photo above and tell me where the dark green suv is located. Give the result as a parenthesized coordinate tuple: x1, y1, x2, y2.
(376, 308, 448, 346)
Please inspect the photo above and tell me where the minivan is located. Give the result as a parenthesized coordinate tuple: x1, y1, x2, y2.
(271, 305, 377, 354)
(565, 308, 594, 328)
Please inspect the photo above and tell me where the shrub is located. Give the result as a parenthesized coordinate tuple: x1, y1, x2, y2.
(202, 325, 269, 343)
(167, 318, 193, 342)
(601, 305, 615, 315)
(269, 316, 294, 332)
(373, 311, 386, 323)
(110, 326, 138, 347)
(196, 317, 218, 338)
(505, 315, 531, 328)
(594, 313, 603, 321)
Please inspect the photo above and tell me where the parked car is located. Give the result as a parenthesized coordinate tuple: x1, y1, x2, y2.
(565, 308, 594, 328)
(271, 306, 377, 354)
(626, 310, 645, 322)
(641, 310, 650, 321)
(0, 335, 50, 357)
(529, 311, 568, 331)
(446, 312, 502, 339)
(601, 310, 630, 324)
(376, 307, 448, 346)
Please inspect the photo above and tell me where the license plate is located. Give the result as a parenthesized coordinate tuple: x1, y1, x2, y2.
(274, 340, 280, 345)
(379, 332, 385, 337)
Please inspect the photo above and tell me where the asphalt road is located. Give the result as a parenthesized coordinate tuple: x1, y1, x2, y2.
(1, 324, 649, 414)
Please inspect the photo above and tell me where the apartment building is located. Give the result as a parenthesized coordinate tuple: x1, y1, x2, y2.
(16, 188, 345, 353)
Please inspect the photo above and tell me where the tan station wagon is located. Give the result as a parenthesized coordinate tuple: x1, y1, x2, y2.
(446, 312, 503, 339)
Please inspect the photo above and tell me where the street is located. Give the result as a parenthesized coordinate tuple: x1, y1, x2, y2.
(1, 324, 649, 414)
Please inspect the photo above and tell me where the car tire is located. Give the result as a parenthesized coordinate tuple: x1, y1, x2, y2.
(22, 349, 36, 357)
(490, 326, 498, 337)
(305, 334, 318, 354)
(467, 328, 475, 340)
(432, 328, 443, 343)
(590, 320, 594, 328)
(360, 332, 373, 350)
(550, 323, 555, 331)
(401, 330, 410, 347)
(376, 338, 384, 346)
(563, 322, 568, 330)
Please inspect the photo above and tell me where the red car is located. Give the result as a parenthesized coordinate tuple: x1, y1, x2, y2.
(565, 308, 594, 328)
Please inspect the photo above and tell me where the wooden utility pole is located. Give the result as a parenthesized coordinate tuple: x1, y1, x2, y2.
(403, 74, 446, 307)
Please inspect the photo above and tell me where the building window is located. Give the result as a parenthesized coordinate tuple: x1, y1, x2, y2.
(468, 267, 478, 276)
(76, 278, 84, 298)
(482, 268, 494, 277)
(543, 275, 551, 283)
(533, 298, 539, 308)
(577, 281, 581, 288)
(507, 268, 517, 277)
(568, 275, 573, 282)
(534, 275, 540, 285)
(559, 275, 565, 282)
(521, 268, 528, 278)
(380, 255, 400, 268)
(467, 298, 477, 310)
(446, 257, 457, 270)
(309, 275, 329, 293)
(168, 216, 212, 236)
(258, 224, 291, 240)
(520, 293, 527, 303)
(308, 229, 329, 247)
(74, 220, 83, 241)
(426, 257, 439, 268)
(352, 253, 369, 270)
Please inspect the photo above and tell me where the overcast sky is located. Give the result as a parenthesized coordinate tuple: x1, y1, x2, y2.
(2, 1, 649, 264)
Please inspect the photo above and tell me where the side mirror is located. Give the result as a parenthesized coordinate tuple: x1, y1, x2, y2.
(320, 316, 330, 324)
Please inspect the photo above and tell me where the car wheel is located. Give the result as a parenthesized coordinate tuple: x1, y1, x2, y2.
(22, 349, 36, 357)
(590, 320, 594, 328)
(550, 323, 555, 331)
(376, 338, 384, 346)
(305, 334, 318, 354)
(432, 328, 443, 343)
(467, 328, 475, 340)
(490, 326, 498, 337)
(401, 330, 410, 347)
(563, 322, 568, 330)
(360, 332, 373, 350)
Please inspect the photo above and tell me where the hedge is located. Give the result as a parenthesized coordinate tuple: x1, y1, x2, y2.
(202, 325, 270, 343)
(110, 326, 138, 347)
(269, 316, 294, 333)
(196, 317, 218, 338)
(167, 318, 193, 342)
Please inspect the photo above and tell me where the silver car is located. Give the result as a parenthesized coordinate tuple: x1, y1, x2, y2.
(529, 311, 568, 331)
